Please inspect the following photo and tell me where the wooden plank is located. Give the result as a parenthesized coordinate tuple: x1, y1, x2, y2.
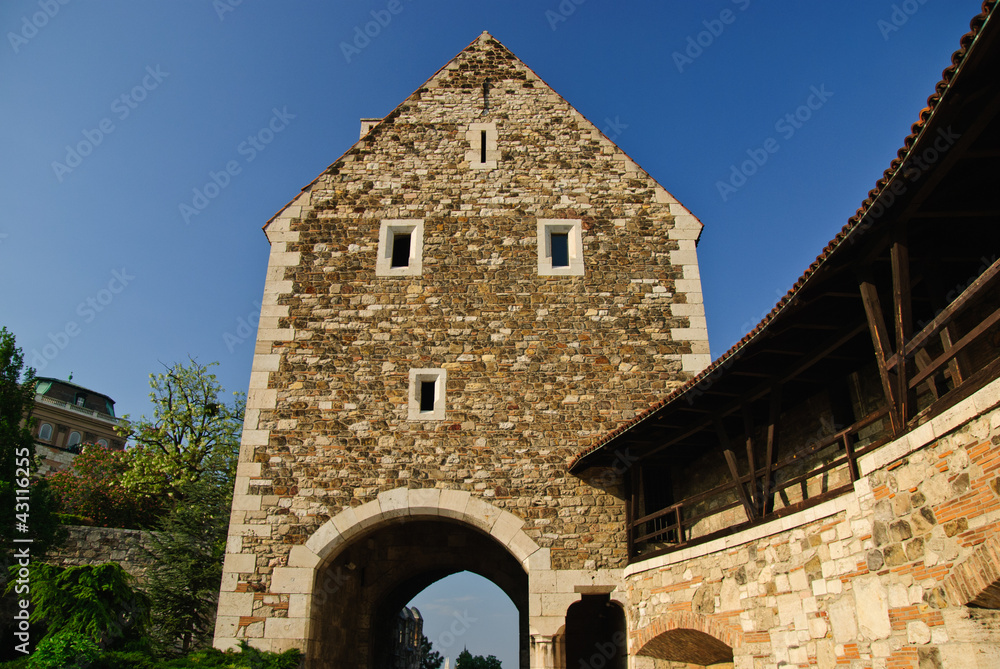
(858, 275, 901, 434)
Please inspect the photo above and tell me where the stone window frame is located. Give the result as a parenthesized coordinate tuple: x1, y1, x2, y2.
(376, 219, 424, 277)
(67, 431, 82, 448)
(408, 368, 447, 421)
(38, 422, 53, 442)
(537, 218, 584, 276)
(465, 122, 498, 170)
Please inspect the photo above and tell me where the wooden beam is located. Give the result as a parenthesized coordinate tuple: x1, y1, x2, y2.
(627, 467, 638, 560)
(761, 386, 781, 515)
(742, 404, 757, 510)
(858, 275, 901, 434)
(721, 446, 757, 522)
(713, 416, 756, 520)
(891, 231, 914, 424)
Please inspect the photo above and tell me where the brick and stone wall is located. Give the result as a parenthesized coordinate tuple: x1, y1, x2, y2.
(217, 32, 711, 660)
(624, 380, 1000, 668)
(45, 525, 156, 579)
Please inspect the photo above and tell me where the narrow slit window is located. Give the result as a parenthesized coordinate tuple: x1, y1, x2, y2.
(391, 231, 411, 268)
(550, 232, 569, 267)
(420, 380, 436, 412)
(480, 131, 487, 163)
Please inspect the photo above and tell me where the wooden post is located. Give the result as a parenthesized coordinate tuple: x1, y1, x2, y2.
(858, 273, 902, 434)
(891, 230, 914, 425)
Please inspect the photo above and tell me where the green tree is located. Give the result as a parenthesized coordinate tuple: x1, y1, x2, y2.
(6, 562, 150, 649)
(0, 326, 64, 565)
(455, 648, 503, 669)
(420, 634, 444, 669)
(116, 358, 245, 504)
(47, 444, 162, 529)
(143, 477, 232, 656)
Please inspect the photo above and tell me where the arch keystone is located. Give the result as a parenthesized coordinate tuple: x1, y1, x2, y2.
(407, 487, 442, 515)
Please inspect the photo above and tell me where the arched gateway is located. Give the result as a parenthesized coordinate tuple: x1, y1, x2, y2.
(280, 488, 539, 668)
(213, 31, 709, 669)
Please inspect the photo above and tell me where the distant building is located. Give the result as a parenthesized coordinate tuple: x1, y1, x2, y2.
(31, 377, 127, 475)
(391, 607, 423, 669)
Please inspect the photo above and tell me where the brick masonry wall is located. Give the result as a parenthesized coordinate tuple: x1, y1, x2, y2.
(624, 392, 1000, 668)
(44, 525, 156, 580)
(230, 32, 710, 584)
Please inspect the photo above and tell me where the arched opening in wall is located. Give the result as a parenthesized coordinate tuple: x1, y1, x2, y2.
(408, 571, 519, 668)
(308, 518, 528, 669)
(636, 628, 733, 668)
(565, 594, 626, 669)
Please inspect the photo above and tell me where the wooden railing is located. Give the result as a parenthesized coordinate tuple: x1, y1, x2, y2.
(629, 407, 892, 558)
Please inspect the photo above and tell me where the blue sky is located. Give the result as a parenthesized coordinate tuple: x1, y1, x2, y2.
(0, 1, 983, 665)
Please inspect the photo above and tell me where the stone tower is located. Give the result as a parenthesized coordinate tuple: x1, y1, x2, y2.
(214, 32, 710, 668)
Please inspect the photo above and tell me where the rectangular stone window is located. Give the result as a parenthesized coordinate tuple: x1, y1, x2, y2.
(537, 219, 584, 276)
(376, 220, 424, 276)
(466, 122, 497, 170)
(409, 368, 446, 420)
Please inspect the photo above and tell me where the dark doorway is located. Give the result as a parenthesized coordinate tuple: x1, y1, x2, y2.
(565, 594, 626, 669)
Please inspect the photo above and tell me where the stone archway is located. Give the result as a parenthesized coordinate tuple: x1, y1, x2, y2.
(633, 611, 743, 668)
(277, 487, 547, 669)
(942, 535, 1000, 608)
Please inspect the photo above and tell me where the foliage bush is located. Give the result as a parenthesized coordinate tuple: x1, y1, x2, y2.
(24, 630, 101, 669)
(0, 640, 303, 668)
(47, 445, 162, 529)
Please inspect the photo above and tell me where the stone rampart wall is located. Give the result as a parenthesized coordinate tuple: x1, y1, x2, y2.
(44, 525, 156, 579)
(625, 385, 1000, 668)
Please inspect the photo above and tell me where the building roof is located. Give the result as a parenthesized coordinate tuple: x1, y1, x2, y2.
(571, 0, 999, 471)
(35, 376, 117, 407)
